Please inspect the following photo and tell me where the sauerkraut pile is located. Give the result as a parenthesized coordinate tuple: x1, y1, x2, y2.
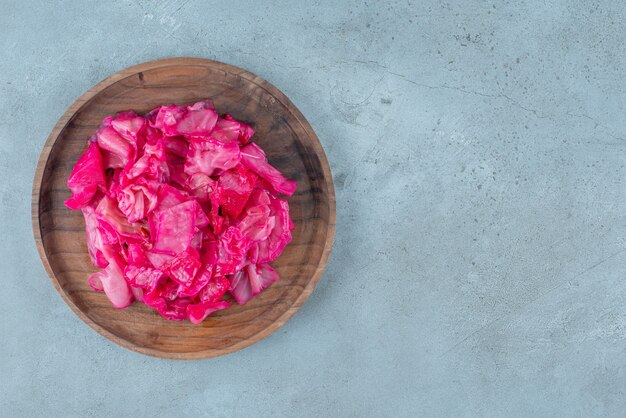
(65, 100, 295, 323)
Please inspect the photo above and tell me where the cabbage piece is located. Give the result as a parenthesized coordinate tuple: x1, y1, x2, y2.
(184, 137, 240, 177)
(176, 101, 218, 136)
(240, 142, 296, 196)
(218, 166, 258, 219)
(130, 286, 144, 302)
(184, 180, 225, 233)
(142, 136, 167, 158)
(125, 154, 170, 183)
(110, 111, 145, 151)
(126, 243, 148, 265)
(187, 300, 231, 324)
(163, 250, 201, 285)
(190, 229, 203, 252)
(81, 206, 115, 268)
(154, 184, 188, 211)
(245, 187, 271, 207)
(125, 266, 163, 292)
(144, 125, 163, 147)
(213, 226, 249, 276)
(199, 275, 230, 303)
(212, 116, 254, 145)
(241, 208, 276, 243)
(186, 173, 217, 201)
(210, 117, 241, 143)
(195, 207, 210, 229)
(151, 105, 186, 136)
(124, 138, 169, 183)
(208, 185, 225, 234)
(152, 200, 197, 255)
(143, 279, 189, 320)
(145, 251, 174, 269)
(159, 298, 191, 321)
(249, 196, 293, 264)
(148, 199, 206, 252)
(163, 135, 188, 158)
(116, 178, 160, 223)
(176, 197, 212, 229)
(178, 265, 212, 298)
(95, 195, 144, 240)
(97, 256, 133, 309)
(152, 101, 218, 137)
(229, 263, 280, 305)
(166, 154, 188, 188)
(236, 189, 275, 242)
(88, 272, 104, 292)
(97, 125, 134, 168)
(65, 142, 106, 210)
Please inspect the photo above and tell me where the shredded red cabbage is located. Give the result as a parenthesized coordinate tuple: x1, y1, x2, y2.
(65, 100, 296, 322)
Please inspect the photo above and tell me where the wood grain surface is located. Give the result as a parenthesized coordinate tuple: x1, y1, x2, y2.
(32, 58, 336, 359)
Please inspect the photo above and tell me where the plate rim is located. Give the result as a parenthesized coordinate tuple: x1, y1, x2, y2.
(31, 57, 336, 359)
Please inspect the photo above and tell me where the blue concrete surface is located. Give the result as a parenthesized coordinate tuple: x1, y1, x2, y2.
(1, 0, 626, 416)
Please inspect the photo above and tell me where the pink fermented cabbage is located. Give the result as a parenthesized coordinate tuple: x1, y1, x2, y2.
(241, 142, 296, 196)
(65, 100, 296, 323)
(65, 142, 106, 210)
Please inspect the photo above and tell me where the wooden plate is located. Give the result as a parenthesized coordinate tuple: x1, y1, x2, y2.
(32, 58, 335, 359)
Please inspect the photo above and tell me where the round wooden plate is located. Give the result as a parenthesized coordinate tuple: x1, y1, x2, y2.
(32, 58, 335, 359)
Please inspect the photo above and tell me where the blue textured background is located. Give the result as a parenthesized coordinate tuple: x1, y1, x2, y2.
(2, 1, 626, 416)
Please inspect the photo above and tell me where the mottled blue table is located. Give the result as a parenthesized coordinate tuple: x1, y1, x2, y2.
(2, 1, 625, 416)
